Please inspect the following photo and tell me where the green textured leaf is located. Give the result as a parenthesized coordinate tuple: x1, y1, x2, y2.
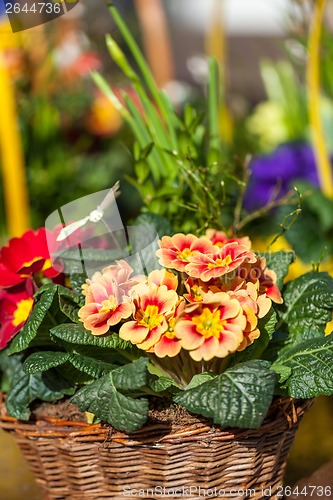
(7, 287, 57, 355)
(57, 285, 83, 323)
(261, 251, 295, 288)
(281, 271, 333, 343)
(133, 212, 174, 237)
(273, 335, 333, 398)
(23, 351, 70, 374)
(50, 324, 130, 349)
(69, 273, 87, 295)
(6, 367, 75, 420)
(230, 309, 277, 365)
(271, 364, 292, 384)
(70, 359, 149, 431)
(174, 360, 276, 429)
(69, 352, 115, 378)
(186, 372, 216, 390)
(149, 376, 176, 393)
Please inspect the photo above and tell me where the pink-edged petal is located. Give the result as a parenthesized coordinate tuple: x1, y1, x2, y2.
(266, 284, 283, 304)
(107, 302, 134, 326)
(119, 321, 149, 344)
(215, 330, 244, 358)
(154, 335, 182, 358)
(257, 295, 272, 318)
(136, 323, 166, 350)
(171, 233, 197, 250)
(78, 302, 100, 320)
(175, 320, 205, 350)
(190, 336, 220, 362)
(148, 269, 178, 291)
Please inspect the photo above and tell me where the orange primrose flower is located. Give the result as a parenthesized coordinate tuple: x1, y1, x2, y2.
(156, 233, 214, 272)
(206, 229, 251, 250)
(175, 292, 246, 361)
(147, 269, 178, 291)
(185, 242, 257, 282)
(119, 284, 179, 351)
(79, 271, 134, 336)
(152, 302, 185, 358)
(238, 257, 283, 304)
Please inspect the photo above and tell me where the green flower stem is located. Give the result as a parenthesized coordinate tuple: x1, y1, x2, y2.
(207, 57, 222, 168)
(91, 71, 131, 121)
(105, 34, 177, 180)
(108, 3, 178, 150)
(124, 95, 163, 182)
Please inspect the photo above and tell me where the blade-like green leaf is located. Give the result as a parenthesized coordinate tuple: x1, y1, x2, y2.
(50, 324, 130, 350)
(7, 287, 57, 355)
(281, 271, 333, 343)
(174, 360, 276, 429)
(70, 359, 149, 431)
(273, 335, 333, 398)
(23, 351, 70, 374)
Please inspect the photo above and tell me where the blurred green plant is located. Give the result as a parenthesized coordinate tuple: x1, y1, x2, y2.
(92, 4, 249, 234)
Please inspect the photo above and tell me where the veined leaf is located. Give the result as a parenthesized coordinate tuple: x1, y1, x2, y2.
(6, 366, 75, 420)
(174, 360, 276, 429)
(273, 335, 333, 398)
(70, 359, 149, 431)
(23, 351, 70, 374)
(281, 271, 333, 343)
(7, 287, 57, 355)
(230, 309, 277, 365)
(50, 324, 130, 350)
(186, 372, 216, 390)
(69, 273, 87, 295)
(149, 376, 178, 393)
(57, 285, 83, 323)
(69, 352, 116, 378)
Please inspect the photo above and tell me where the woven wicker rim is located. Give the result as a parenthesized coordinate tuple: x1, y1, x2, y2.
(0, 394, 313, 444)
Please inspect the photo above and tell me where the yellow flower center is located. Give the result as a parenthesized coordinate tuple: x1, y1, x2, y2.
(207, 255, 233, 269)
(12, 298, 34, 327)
(165, 317, 176, 338)
(192, 307, 225, 339)
(191, 285, 204, 302)
(99, 296, 118, 313)
(177, 247, 194, 262)
(139, 305, 162, 329)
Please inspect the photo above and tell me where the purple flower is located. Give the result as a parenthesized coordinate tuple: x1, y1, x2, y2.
(243, 143, 322, 211)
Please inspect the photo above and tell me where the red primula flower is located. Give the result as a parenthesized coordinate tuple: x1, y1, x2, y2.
(0, 282, 34, 350)
(0, 228, 61, 289)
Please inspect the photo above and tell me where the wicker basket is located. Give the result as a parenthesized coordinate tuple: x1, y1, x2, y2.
(0, 396, 312, 500)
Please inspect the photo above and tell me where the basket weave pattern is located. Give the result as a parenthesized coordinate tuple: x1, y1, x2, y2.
(0, 397, 312, 500)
